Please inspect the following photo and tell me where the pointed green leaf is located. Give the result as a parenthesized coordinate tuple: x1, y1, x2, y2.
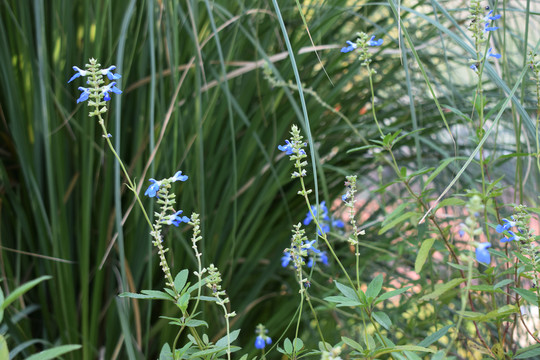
(379, 211, 417, 235)
(173, 269, 189, 293)
(341, 336, 364, 352)
(26, 345, 82, 360)
(375, 286, 412, 305)
(418, 325, 453, 347)
(334, 281, 359, 301)
(372, 311, 392, 330)
(419, 278, 465, 301)
(415, 238, 435, 273)
(512, 287, 538, 304)
(366, 274, 384, 299)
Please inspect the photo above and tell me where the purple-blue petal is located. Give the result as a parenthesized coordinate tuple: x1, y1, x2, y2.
(476, 243, 491, 264)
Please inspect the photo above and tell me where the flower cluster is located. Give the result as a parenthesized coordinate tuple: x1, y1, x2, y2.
(68, 59, 122, 106)
(282, 224, 320, 291)
(341, 32, 383, 70)
(145, 171, 190, 227)
(496, 217, 518, 243)
(254, 324, 272, 350)
(303, 201, 344, 235)
(281, 239, 328, 269)
(467, 3, 502, 72)
(278, 125, 308, 179)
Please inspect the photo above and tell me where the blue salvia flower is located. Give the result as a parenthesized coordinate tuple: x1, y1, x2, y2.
(476, 243, 491, 264)
(303, 201, 330, 225)
(77, 87, 91, 103)
(102, 82, 123, 101)
(254, 324, 272, 349)
(254, 336, 265, 349)
(68, 66, 88, 83)
(341, 40, 357, 53)
(172, 171, 188, 182)
(164, 210, 190, 227)
(495, 218, 516, 233)
(320, 251, 329, 266)
(483, 9, 501, 32)
(144, 179, 161, 197)
(100, 65, 122, 80)
(304, 240, 321, 254)
(487, 48, 501, 59)
(500, 230, 517, 243)
(281, 252, 292, 267)
(368, 35, 384, 46)
(277, 140, 294, 155)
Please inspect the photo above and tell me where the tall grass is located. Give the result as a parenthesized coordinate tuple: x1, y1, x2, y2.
(0, 0, 539, 358)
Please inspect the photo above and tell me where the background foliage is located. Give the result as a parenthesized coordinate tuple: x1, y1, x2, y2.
(1, 0, 539, 358)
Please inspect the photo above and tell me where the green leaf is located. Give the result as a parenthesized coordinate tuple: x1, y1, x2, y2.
(1, 276, 52, 314)
(468, 285, 505, 294)
(419, 278, 465, 301)
(512, 287, 538, 304)
(493, 279, 513, 289)
(418, 325, 453, 347)
(334, 281, 359, 301)
(379, 211, 417, 235)
(324, 295, 362, 307)
(118, 290, 174, 301)
(177, 292, 190, 312)
(375, 286, 412, 305)
(422, 157, 459, 191)
(372, 311, 392, 330)
(173, 269, 189, 293)
(215, 329, 240, 347)
(434, 197, 465, 211)
(293, 338, 303, 351)
(366, 274, 384, 299)
(514, 345, 540, 359)
(373, 345, 435, 356)
(341, 336, 363, 352)
(26, 345, 82, 360)
(415, 238, 435, 273)
(347, 145, 380, 153)
(0, 335, 8, 360)
(284, 338, 293, 354)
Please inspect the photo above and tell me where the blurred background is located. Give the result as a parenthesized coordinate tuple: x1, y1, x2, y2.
(1, 0, 539, 358)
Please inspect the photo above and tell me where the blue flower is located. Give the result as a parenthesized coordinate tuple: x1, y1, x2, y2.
(278, 140, 294, 155)
(144, 179, 161, 197)
(500, 230, 516, 243)
(266, 337, 272, 345)
(341, 40, 357, 53)
(76, 87, 91, 103)
(318, 223, 330, 235)
(102, 82, 122, 101)
(484, 10, 501, 21)
(100, 66, 122, 80)
(255, 335, 265, 349)
(332, 219, 345, 228)
(172, 171, 188, 182)
(487, 48, 501, 59)
(165, 210, 190, 227)
(496, 218, 516, 233)
(307, 257, 314, 268)
(281, 252, 292, 267)
(342, 193, 349, 201)
(476, 243, 491, 264)
(303, 201, 330, 225)
(304, 240, 321, 254)
(68, 66, 88, 83)
(483, 10, 501, 32)
(320, 251, 329, 266)
(368, 35, 383, 46)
